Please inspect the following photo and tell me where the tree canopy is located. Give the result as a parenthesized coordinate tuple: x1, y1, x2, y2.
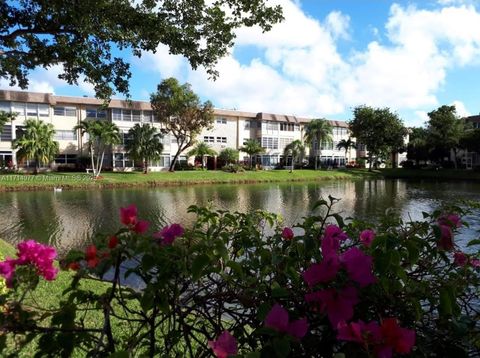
(283, 140, 305, 172)
(0, 0, 283, 100)
(150, 78, 214, 172)
(240, 139, 265, 169)
(125, 124, 164, 174)
(218, 148, 239, 165)
(349, 106, 406, 170)
(13, 119, 59, 174)
(304, 119, 333, 170)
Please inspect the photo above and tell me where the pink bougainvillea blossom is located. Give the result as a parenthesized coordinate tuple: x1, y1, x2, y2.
(471, 259, 480, 267)
(119, 204, 150, 234)
(303, 255, 340, 287)
(264, 303, 308, 339)
(437, 224, 454, 251)
(281, 227, 294, 240)
(379, 318, 416, 356)
(305, 286, 359, 327)
(208, 330, 238, 358)
(337, 320, 382, 347)
(340, 248, 377, 287)
(0, 240, 58, 287)
(454, 251, 468, 267)
(133, 220, 150, 234)
(85, 245, 100, 268)
(324, 224, 349, 241)
(108, 236, 119, 249)
(360, 229, 376, 247)
(120, 204, 138, 226)
(438, 214, 462, 228)
(153, 223, 184, 245)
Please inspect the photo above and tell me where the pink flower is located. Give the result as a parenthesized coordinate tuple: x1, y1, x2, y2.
(153, 223, 184, 245)
(85, 245, 99, 268)
(438, 224, 454, 251)
(337, 320, 382, 347)
(303, 255, 340, 287)
(108, 236, 119, 249)
(324, 225, 349, 241)
(0, 259, 17, 287)
(120, 204, 138, 226)
(340, 248, 377, 287)
(471, 259, 480, 267)
(208, 331, 238, 358)
(0, 240, 58, 285)
(264, 303, 308, 339)
(379, 318, 416, 356)
(438, 214, 462, 228)
(281, 227, 294, 240)
(454, 251, 468, 267)
(305, 286, 358, 327)
(133, 220, 150, 234)
(360, 229, 376, 247)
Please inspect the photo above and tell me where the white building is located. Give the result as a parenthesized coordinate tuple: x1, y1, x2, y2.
(0, 90, 355, 171)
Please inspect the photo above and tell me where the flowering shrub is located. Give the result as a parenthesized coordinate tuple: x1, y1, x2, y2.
(0, 197, 479, 357)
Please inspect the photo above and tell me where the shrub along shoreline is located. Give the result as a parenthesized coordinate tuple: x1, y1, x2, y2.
(0, 169, 376, 192)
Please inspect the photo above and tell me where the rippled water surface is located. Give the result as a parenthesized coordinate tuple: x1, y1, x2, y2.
(0, 179, 479, 255)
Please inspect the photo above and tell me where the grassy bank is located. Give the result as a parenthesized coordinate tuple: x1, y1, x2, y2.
(0, 169, 375, 192)
(380, 168, 480, 181)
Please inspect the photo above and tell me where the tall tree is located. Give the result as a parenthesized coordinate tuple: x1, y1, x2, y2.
(240, 139, 265, 170)
(348, 106, 407, 171)
(187, 142, 217, 170)
(426, 105, 465, 168)
(0, 111, 15, 134)
(151, 78, 214, 172)
(283, 140, 305, 173)
(74, 120, 120, 178)
(304, 119, 333, 170)
(0, 1, 282, 100)
(218, 148, 239, 165)
(407, 127, 429, 166)
(13, 119, 59, 174)
(125, 124, 164, 174)
(336, 138, 356, 163)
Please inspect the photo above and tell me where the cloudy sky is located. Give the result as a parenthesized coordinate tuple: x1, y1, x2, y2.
(3, 0, 480, 126)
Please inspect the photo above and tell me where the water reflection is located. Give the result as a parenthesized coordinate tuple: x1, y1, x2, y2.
(0, 179, 479, 255)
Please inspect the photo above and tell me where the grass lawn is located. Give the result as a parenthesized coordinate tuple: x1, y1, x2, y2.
(0, 169, 376, 192)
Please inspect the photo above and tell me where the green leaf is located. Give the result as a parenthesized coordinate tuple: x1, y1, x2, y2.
(439, 288, 452, 317)
(272, 337, 291, 358)
(191, 254, 211, 281)
(271, 287, 289, 298)
(109, 352, 129, 358)
(332, 213, 345, 228)
(467, 239, 480, 247)
(312, 199, 328, 211)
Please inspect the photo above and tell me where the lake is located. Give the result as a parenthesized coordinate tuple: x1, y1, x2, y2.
(0, 179, 479, 255)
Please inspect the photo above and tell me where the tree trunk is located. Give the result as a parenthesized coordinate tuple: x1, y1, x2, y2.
(250, 155, 253, 170)
(453, 148, 458, 169)
(97, 150, 105, 178)
(90, 145, 96, 177)
(202, 156, 206, 170)
(169, 148, 182, 172)
(34, 156, 39, 175)
(143, 159, 148, 174)
(368, 154, 373, 172)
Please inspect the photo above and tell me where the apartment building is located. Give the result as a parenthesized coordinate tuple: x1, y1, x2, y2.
(0, 89, 355, 171)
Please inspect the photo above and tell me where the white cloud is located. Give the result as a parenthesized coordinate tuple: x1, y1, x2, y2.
(412, 110, 430, 127)
(451, 100, 471, 117)
(134, 44, 187, 79)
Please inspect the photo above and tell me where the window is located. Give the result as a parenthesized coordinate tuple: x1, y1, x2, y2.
(263, 122, 278, 131)
(143, 111, 153, 122)
(123, 110, 132, 121)
(54, 106, 76, 116)
(122, 132, 133, 146)
(280, 123, 294, 131)
(54, 154, 77, 164)
(86, 108, 106, 119)
(0, 152, 13, 167)
(132, 110, 141, 122)
(279, 137, 293, 149)
(0, 101, 10, 113)
(216, 136, 227, 143)
(244, 120, 250, 129)
(55, 130, 77, 141)
(113, 153, 133, 168)
(473, 122, 480, 129)
(12, 103, 25, 116)
(216, 117, 227, 124)
(0, 125, 12, 141)
(261, 137, 278, 149)
(320, 140, 333, 150)
(38, 104, 49, 117)
(204, 136, 215, 143)
(26, 104, 37, 117)
(112, 109, 122, 121)
(151, 156, 171, 167)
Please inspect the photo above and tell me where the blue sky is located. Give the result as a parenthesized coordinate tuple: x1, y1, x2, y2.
(2, 0, 480, 126)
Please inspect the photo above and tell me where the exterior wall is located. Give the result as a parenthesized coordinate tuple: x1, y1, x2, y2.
(0, 89, 359, 171)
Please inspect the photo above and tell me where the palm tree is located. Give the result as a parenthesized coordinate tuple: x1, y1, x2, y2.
(125, 124, 164, 174)
(75, 120, 120, 178)
(304, 119, 333, 170)
(187, 142, 217, 169)
(240, 139, 265, 170)
(283, 140, 305, 173)
(336, 138, 356, 163)
(13, 119, 59, 174)
(218, 148, 239, 165)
